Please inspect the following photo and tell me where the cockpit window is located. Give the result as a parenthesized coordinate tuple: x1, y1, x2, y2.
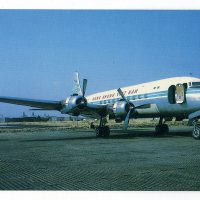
(191, 82, 200, 87)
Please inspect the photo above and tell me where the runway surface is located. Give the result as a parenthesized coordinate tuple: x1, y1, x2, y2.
(0, 124, 200, 190)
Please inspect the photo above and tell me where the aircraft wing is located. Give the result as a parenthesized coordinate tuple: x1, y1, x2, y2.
(79, 102, 151, 119)
(78, 103, 108, 119)
(0, 96, 63, 110)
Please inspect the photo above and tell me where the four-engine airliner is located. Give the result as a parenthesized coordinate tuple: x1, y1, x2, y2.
(0, 72, 200, 139)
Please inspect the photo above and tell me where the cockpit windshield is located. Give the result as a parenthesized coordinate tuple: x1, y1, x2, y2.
(191, 82, 200, 88)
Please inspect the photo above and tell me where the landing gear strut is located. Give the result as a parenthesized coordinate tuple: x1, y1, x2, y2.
(154, 117, 169, 136)
(192, 119, 200, 139)
(95, 117, 110, 137)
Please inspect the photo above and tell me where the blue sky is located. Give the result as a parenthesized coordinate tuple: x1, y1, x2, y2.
(0, 10, 200, 117)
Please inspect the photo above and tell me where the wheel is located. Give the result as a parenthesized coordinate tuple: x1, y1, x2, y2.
(95, 126, 110, 137)
(162, 124, 169, 134)
(103, 126, 110, 137)
(95, 127, 101, 137)
(155, 125, 162, 136)
(192, 125, 200, 139)
(154, 124, 169, 136)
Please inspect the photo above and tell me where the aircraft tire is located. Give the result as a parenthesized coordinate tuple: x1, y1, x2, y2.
(155, 125, 162, 136)
(103, 126, 110, 137)
(192, 125, 200, 139)
(155, 124, 169, 136)
(95, 127, 101, 137)
(162, 124, 169, 134)
(95, 126, 110, 137)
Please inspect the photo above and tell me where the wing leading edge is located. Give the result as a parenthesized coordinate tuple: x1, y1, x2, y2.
(0, 96, 63, 110)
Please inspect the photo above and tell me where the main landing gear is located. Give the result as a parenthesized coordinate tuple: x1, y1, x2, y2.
(95, 117, 110, 138)
(192, 119, 200, 139)
(154, 117, 169, 136)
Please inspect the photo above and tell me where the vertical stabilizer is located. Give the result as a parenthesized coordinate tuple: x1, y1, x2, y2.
(73, 72, 82, 95)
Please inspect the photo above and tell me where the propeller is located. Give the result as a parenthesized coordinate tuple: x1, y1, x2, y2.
(117, 88, 151, 130)
(73, 72, 87, 98)
(72, 73, 88, 109)
(117, 88, 132, 107)
(77, 78, 88, 108)
(82, 79, 87, 98)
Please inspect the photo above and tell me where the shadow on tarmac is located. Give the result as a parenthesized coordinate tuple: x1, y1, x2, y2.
(20, 128, 192, 143)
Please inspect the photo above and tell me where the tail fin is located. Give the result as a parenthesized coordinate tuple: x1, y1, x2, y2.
(73, 72, 82, 95)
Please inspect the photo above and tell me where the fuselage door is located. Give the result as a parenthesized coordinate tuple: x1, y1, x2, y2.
(175, 84, 186, 104)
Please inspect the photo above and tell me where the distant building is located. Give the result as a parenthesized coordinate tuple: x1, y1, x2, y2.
(0, 115, 5, 123)
(5, 116, 50, 122)
(49, 116, 58, 122)
(3, 113, 85, 123)
(48, 115, 84, 122)
(49, 116, 71, 121)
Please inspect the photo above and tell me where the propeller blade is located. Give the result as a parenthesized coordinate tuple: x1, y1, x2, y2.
(123, 104, 151, 130)
(73, 72, 82, 95)
(124, 109, 132, 130)
(117, 88, 126, 100)
(117, 88, 131, 106)
(117, 88, 151, 130)
(82, 79, 87, 97)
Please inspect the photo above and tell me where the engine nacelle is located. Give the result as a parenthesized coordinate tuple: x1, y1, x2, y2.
(61, 94, 87, 115)
(112, 100, 133, 120)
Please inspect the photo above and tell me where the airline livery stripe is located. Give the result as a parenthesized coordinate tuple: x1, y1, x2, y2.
(90, 91, 168, 104)
(90, 88, 200, 105)
(187, 90, 200, 94)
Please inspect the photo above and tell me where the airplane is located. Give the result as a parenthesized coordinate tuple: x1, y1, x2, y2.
(0, 72, 200, 139)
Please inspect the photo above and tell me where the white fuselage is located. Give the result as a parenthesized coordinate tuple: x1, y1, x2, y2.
(85, 77, 200, 119)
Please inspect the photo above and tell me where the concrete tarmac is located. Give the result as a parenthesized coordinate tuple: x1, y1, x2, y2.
(0, 124, 200, 190)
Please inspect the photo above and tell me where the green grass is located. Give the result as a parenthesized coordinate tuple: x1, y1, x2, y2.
(0, 118, 190, 133)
